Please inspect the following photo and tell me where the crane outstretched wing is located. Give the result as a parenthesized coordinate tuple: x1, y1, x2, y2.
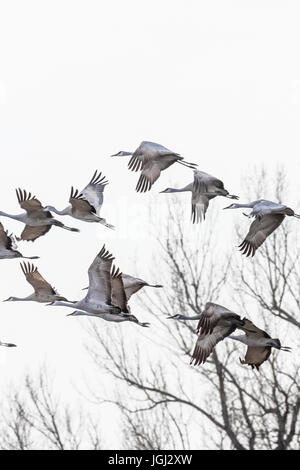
(20, 262, 57, 296)
(128, 141, 184, 192)
(196, 302, 240, 335)
(79, 170, 108, 214)
(135, 162, 162, 192)
(16, 189, 50, 217)
(16, 189, 52, 242)
(191, 193, 209, 223)
(193, 171, 224, 194)
(0, 223, 15, 250)
(69, 187, 95, 214)
(239, 346, 271, 370)
(128, 141, 180, 173)
(19, 225, 52, 242)
(237, 318, 272, 370)
(84, 245, 114, 305)
(110, 266, 129, 312)
(239, 318, 271, 338)
(191, 323, 235, 366)
(121, 274, 163, 301)
(239, 214, 285, 257)
(122, 274, 148, 301)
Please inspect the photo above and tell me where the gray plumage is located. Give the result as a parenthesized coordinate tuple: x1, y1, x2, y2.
(190, 302, 245, 365)
(121, 273, 163, 302)
(0, 189, 79, 242)
(160, 170, 238, 223)
(45, 171, 114, 229)
(230, 318, 291, 370)
(4, 262, 70, 303)
(111, 141, 197, 193)
(82, 273, 163, 302)
(224, 199, 300, 256)
(50, 245, 149, 327)
(168, 302, 245, 366)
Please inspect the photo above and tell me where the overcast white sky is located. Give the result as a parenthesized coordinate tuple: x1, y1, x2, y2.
(1, 0, 300, 448)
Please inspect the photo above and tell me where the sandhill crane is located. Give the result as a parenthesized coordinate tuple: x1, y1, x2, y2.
(4, 262, 70, 303)
(223, 199, 300, 256)
(0, 340, 16, 347)
(82, 273, 163, 301)
(229, 318, 291, 370)
(0, 189, 79, 242)
(160, 170, 239, 222)
(0, 223, 39, 260)
(168, 302, 245, 365)
(111, 141, 198, 193)
(44, 170, 114, 229)
(49, 245, 150, 327)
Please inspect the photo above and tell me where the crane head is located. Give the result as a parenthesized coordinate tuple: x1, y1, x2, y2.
(223, 203, 239, 210)
(110, 151, 132, 157)
(166, 314, 184, 320)
(159, 188, 172, 193)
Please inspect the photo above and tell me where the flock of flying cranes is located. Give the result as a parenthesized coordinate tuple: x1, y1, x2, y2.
(0, 141, 294, 369)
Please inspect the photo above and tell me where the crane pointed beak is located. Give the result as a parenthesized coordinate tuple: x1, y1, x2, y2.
(166, 314, 177, 319)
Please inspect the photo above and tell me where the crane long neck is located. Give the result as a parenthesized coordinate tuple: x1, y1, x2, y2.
(0, 211, 22, 221)
(181, 314, 202, 320)
(235, 203, 256, 208)
(8, 295, 35, 301)
(117, 151, 133, 156)
(172, 186, 192, 193)
(54, 300, 78, 308)
(48, 207, 70, 216)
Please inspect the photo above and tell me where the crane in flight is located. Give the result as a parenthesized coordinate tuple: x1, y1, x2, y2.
(49, 245, 150, 327)
(229, 318, 291, 370)
(111, 141, 197, 193)
(224, 199, 300, 256)
(160, 170, 239, 223)
(168, 303, 291, 368)
(44, 170, 114, 229)
(4, 262, 71, 303)
(0, 189, 79, 242)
